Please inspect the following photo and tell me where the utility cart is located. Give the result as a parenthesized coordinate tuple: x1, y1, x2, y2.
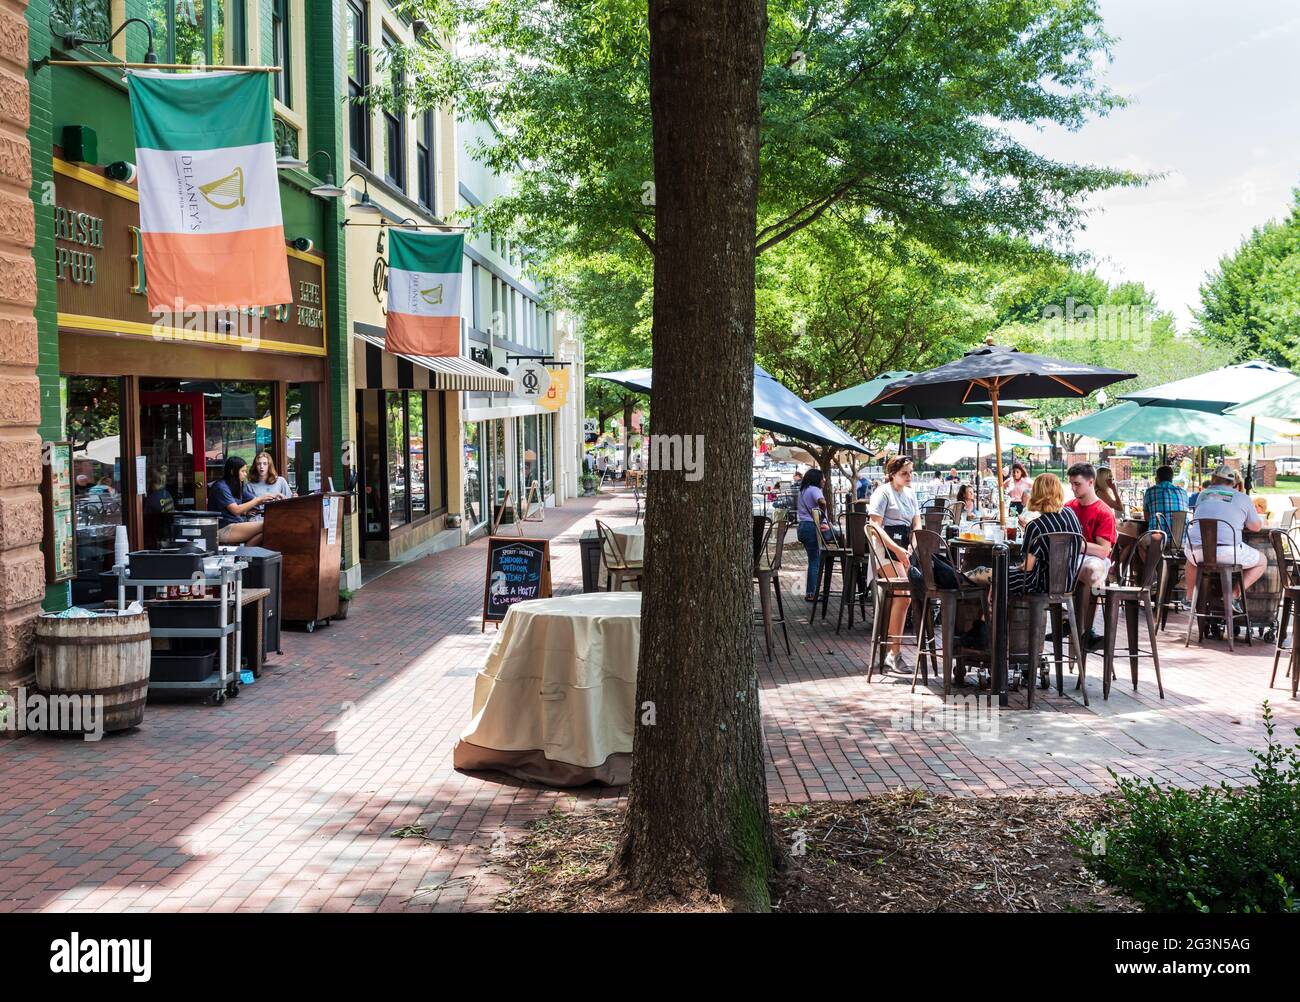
(112, 558, 247, 706)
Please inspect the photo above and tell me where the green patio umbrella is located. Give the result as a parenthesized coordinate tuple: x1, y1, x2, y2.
(1057, 401, 1273, 447)
(1121, 360, 1298, 489)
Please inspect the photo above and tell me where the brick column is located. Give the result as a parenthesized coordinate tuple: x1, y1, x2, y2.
(0, 0, 42, 692)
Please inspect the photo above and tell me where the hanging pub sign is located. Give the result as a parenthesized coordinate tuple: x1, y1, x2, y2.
(481, 536, 552, 630)
(539, 367, 569, 412)
(127, 70, 292, 310)
(385, 231, 465, 356)
(511, 360, 550, 403)
(52, 159, 327, 357)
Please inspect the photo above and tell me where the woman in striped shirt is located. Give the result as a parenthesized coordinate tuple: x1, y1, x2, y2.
(1009, 473, 1084, 596)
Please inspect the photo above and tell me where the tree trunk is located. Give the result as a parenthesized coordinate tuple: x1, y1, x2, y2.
(616, 0, 772, 910)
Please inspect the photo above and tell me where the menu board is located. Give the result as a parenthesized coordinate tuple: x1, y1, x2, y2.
(42, 441, 76, 583)
(482, 536, 552, 629)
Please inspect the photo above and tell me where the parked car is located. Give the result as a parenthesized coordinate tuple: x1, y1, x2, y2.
(1273, 456, 1300, 475)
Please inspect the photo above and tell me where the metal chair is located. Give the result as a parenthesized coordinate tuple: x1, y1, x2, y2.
(754, 512, 792, 659)
(595, 519, 643, 592)
(911, 528, 987, 702)
(835, 510, 871, 633)
(809, 513, 852, 624)
(1184, 518, 1251, 650)
(1156, 508, 1189, 630)
(922, 507, 948, 535)
(864, 522, 920, 680)
(1270, 530, 1300, 689)
(1281, 508, 1298, 531)
(1101, 530, 1166, 700)
(1009, 531, 1088, 708)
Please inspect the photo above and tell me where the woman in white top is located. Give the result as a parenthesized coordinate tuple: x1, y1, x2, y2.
(868, 456, 921, 673)
(247, 450, 294, 499)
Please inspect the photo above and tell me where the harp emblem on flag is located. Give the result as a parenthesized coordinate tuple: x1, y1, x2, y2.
(199, 167, 246, 210)
(419, 284, 444, 306)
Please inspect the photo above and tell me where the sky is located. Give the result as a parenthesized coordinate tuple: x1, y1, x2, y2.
(1006, 0, 1300, 331)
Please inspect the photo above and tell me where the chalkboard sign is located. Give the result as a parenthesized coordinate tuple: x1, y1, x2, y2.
(41, 441, 76, 583)
(482, 536, 552, 629)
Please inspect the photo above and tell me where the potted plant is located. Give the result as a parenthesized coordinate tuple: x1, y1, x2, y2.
(446, 512, 462, 528)
(337, 588, 354, 621)
(580, 472, 598, 496)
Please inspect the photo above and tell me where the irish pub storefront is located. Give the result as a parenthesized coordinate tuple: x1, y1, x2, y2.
(53, 157, 333, 603)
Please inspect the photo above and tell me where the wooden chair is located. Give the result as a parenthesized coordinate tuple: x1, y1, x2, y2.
(1101, 530, 1166, 700)
(910, 529, 987, 702)
(835, 510, 871, 634)
(595, 519, 643, 592)
(1009, 531, 1087, 708)
(754, 512, 792, 659)
(864, 523, 920, 680)
(1184, 518, 1251, 650)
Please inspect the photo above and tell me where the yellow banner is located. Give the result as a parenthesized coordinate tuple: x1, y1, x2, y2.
(540, 368, 570, 411)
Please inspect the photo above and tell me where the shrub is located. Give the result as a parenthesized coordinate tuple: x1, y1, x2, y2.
(1073, 703, 1300, 913)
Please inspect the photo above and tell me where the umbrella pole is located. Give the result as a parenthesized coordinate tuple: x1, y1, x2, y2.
(992, 391, 1007, 524)
(1247, 417, 1256, 493)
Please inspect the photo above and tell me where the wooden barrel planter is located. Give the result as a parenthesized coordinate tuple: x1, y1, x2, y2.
(35, 608, 151, 734)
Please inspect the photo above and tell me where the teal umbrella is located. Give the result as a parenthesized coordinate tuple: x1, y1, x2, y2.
(1057, 401, 1272, 446)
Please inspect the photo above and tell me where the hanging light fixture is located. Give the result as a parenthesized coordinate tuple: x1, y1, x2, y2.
(303, 150, 344, 197)
(344, 172, 382, 215)
(275, 143, 308, 170)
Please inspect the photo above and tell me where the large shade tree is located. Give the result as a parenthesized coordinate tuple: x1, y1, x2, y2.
(382, 0, 1141, 908)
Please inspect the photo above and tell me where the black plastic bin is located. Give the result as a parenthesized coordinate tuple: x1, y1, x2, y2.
(234, 545, 283, 655)
(146, 599, 236, 630)
(128, 550, 205, 580)
(150, 650, 216, 683)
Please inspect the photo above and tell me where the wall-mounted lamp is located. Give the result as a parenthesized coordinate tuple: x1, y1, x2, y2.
(35, 17, 158, 72)
(341, 173, 382, 218)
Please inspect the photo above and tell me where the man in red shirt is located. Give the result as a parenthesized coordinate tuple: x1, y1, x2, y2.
(1067, 462, 1117, 648)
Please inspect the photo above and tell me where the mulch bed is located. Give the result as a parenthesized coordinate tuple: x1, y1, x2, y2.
(494, 791, 1138, 913)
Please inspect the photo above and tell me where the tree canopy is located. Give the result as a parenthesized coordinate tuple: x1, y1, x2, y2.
(1195, 188, 1300, 366)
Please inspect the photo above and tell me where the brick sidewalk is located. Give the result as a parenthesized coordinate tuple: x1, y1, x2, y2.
(1, 489, 1295, 913)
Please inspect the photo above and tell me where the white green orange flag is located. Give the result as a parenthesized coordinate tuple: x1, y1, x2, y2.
(128, 71, 291, 311)
(385, 231, 464, 356)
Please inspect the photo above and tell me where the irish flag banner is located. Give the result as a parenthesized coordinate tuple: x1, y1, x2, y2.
(128, 71, 291, 310)
(386, 231, 464, 356)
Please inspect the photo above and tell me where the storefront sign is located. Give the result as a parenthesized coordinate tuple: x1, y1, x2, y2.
(539, 368, 570, 412)
(53, 160, 327, 357)
(510, 361, 550, 403)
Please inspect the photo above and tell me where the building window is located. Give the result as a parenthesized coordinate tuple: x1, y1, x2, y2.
(145, 0, 245, 65)
(408, 392, 428, 518)
(416, 111, 435, 210)
(64, 376, 125, 597)
(471, 263, 482, 331)
(346, 0, 370, 166)
(381, 30, 405, 190)
(271, 0, 291, 105)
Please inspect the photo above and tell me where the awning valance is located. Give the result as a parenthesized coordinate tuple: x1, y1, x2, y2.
(353, 328, 512, 392)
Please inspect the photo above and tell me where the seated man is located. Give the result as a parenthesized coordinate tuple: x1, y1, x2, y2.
(1067, 462, 1117, 648)
(1184, 464, 1265, 610)
(1142, 464, 1190, 534)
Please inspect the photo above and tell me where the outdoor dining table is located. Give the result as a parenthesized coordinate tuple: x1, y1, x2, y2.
(453, 592, 642, 787)
(611, 523, 644, 563)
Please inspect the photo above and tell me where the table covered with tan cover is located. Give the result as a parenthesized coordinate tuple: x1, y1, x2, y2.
(611, 524, 644, 563)
(453, 592, 641, 786)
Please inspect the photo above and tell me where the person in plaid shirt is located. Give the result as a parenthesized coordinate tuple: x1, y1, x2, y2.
(1142, 465, 1190, 533)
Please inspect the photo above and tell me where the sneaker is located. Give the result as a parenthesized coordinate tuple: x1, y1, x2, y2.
(1086, 629, 1105, 652)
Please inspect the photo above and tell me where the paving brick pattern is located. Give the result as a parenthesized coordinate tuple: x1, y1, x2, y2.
(1, 489, 1296, 913)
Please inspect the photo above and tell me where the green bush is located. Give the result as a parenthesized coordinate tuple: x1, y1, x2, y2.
(1073, 703, 1300, 913)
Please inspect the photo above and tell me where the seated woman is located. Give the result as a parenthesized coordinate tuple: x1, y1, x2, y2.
(247, 450, 294, 499)
(210, 455, 279, 546)
(955, 483, 975, 515)
(1008, 473, 1083, 598)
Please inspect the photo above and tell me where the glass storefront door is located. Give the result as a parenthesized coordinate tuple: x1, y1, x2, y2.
(464, 421, 483, 528)
(139, 390, 206, 514)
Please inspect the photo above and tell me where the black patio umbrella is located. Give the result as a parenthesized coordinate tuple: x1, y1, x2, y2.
(869, 339, 1136, 522)
(870, 338, 1135, 708)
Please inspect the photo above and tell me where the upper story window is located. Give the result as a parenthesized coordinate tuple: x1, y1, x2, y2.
(145, 1, 246, 65)
(381, 29, 406, 190)
(345, 1, 370, 166)
(272, 0, 291, 104)
(416, 111, 435, 211)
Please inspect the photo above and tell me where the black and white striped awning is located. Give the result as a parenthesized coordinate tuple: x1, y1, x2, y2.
(353, 326, 513, 392)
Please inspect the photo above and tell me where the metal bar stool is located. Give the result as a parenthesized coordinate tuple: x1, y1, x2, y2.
(1184, 518, 1251, 650)
(1101, 530, 1166, 700)
(1010, 531, 1088, 708)
(911, 529, 987, 702)
(835, 510, 871, 634)
(1269, 530, 1300, 692)
(864, 522, 921, 680)
(1156, 509, 1188, 631)
(809, 512, 852, 625)
(754, 512, 792, 659)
